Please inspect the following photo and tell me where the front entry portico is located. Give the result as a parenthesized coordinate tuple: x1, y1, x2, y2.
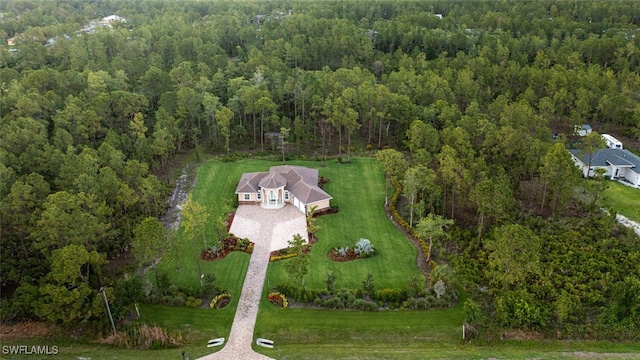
(261, 188, 284, 209)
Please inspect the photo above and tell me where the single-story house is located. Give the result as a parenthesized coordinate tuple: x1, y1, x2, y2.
(569, 148, 640, 186)
(235, 165, 332, 214)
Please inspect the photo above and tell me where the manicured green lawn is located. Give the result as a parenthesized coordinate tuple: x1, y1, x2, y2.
(265, 157, 424, 290)
(161, 157, 424, 293)
(152, 156, 427, 355)
(598, 181, 640, 223)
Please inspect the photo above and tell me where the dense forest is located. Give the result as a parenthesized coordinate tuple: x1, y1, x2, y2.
(1, 0, 639, 340)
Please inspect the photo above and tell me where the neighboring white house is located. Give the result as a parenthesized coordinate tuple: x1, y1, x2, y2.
(100, 15, 126, 24)
(569, 148, 640, 187)
(574, 124, 592, 137)
(601, 134, 623, 149)
(235, 165, 332, 215)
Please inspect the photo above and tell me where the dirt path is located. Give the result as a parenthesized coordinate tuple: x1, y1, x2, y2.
(161, 166, 195, 231)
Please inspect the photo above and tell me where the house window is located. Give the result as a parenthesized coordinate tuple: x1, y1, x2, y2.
(244, 193, 250, 200)
(257, 191, 262, 200)
(284, 191, 290, 200)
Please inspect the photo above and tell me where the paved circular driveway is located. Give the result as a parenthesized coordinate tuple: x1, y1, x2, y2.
(197, 205, 307, 360)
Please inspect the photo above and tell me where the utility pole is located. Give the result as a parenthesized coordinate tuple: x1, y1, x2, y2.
(99, 287, 116, 335)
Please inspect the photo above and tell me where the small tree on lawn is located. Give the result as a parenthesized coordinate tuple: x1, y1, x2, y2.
(284, 234, 309, 287)
(181, 194, 208, 287)
(209, 201, 228, 253)
(361, 273, 375, 300)
(325, 271, 337, 293)
(307, 205, 320, 240)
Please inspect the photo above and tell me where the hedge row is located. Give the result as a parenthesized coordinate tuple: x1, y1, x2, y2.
(389, 178, 430, 258)
(269, 253, 298, 262)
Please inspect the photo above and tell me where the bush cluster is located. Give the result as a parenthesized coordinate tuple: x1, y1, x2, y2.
(185, 296, 202, 308)
(375, 288, 408, 303)
(145, 273, 226, 308)
(272, 284, 319, 303)
(274, 280, 458, 311)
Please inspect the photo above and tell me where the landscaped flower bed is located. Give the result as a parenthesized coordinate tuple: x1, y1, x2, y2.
(328, 239, 375, 262)
(210, 292, 231, 309)
(269, 245, 311, 262)
(327, 247, 361, 262)
(268, 292, 288, 308)
(200, 236, 253, 261)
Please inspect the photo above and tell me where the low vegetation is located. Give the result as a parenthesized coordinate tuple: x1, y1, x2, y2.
(98, 324, 183, 350)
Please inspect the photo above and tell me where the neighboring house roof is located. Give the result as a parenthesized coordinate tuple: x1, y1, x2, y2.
(569, 148, 640, 169)
(235, 165, 332, 204)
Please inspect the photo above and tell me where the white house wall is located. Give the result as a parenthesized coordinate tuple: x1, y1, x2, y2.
(624, 169, 640, 186)
(571, 154, 613, 179)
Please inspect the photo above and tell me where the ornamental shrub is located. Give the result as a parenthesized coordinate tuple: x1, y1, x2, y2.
(434, 280, 447, 299)
(323, 296, 345, 309)
(361, 273, 375, 299)
(354, 238, 375, 257)
(352, 299, 378, 311)
(185, 296, 202, 308)
(337, 246, 349, 257)
(325, 271, 337, 293)
(375, 288, 408, 303)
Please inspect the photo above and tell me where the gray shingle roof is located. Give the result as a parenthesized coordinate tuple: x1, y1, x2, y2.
(258, 172, 287, 188)
(235, 165, 332, 204)
(569, 148, 640, 168)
